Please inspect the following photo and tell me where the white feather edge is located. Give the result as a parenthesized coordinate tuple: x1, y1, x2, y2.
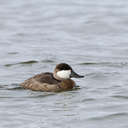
(57, 70, 71, 79)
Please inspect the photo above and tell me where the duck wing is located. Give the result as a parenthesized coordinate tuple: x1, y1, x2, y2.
(20, 72, 61, 91)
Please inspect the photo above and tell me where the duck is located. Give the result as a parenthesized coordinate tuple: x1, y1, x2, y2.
(20, 63, 84, 92)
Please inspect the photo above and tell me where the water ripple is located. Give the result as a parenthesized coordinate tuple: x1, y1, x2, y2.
(4, 59, 55, 67)
(79, 62, 128, 68)
(7, 52, 19, 55)
(112, 95, 128, 100)
(4, 60, 38, 67)
(89, 112, 128, 121)
(0, 83, 23, 90)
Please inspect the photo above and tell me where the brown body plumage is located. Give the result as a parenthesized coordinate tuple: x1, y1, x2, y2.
(20, 63, 84, 92)
(21, 72, 75, 92)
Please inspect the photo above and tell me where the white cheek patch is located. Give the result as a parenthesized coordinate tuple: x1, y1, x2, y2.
(57, 70, 71, 79)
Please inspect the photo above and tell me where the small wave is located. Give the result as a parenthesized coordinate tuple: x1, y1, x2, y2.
(81, 98, 95, 102)
(0, 83, 23, 90)
(78, 62, 128, 67)
(4, 64, 15, 67)
(112, 95, 128, 100)
(85, 71, 120, 78)
(19, 60, 38, 64)
(4, 60, 38, 67)
(4, 59, 55, 67)
(41, 59, 55, 63)
(89, 112, 128, 121)
(7, 86, 24, 90)
(0, 84, 8, 89)
(28, 93, 57, 98)
(8, 52, 18, 55)
(79, 62, 98, 65)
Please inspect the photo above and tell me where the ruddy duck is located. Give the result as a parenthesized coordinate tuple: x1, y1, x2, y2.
(20, 63, 84, 92)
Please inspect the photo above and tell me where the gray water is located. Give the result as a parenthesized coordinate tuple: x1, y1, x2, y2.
(0, 0, 128, 128)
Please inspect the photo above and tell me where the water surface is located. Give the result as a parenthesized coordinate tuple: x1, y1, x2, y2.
(0, 0, 128, 128)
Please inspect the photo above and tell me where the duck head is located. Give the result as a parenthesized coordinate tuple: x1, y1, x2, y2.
(53, 63, 84, 81)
